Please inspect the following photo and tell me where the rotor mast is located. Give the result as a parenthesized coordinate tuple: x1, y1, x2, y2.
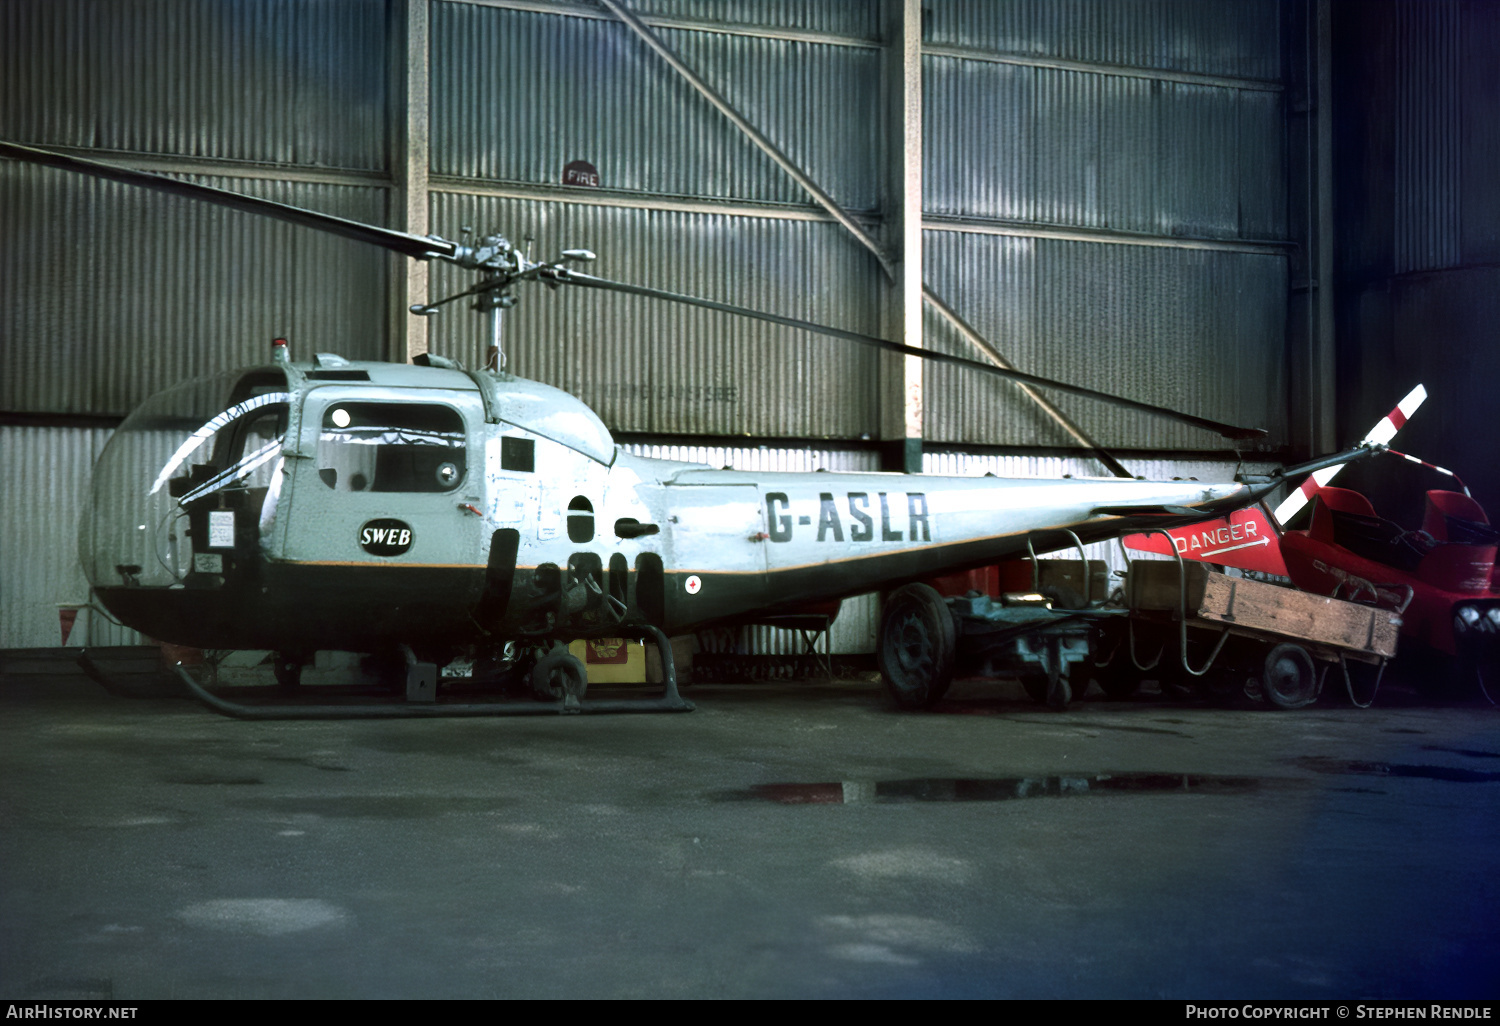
(454, 232, 520, 373)
(412, 231, 597, 374)
(486, 291, 504, 372)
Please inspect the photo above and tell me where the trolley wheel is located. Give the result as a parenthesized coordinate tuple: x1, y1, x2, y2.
(1014, 666, 1074, 705)
(1019, 673, 1074, 708)
(1260, 643, 1319, 710)
(1019, 638, 1073, 709)
(1019, 666, 1083, 704)
(878, 583, 956, 710)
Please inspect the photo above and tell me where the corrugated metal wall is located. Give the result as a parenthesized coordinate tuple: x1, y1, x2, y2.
(925, 0, 1281, 79)
(0, 169, 391, 415)
(423, 0, 1290, 453)
(622, 1, 878, 38)
(0, 0, 395, 417)
(0, 0, 1299, 648)
(1, 0, 396, 647)
(0, 0, 1293, 433)
(0, 0, 390, 168)
(1331, 0, 1499, 527)
(923, 64, 1285, 238)
(921, 232, 1288, 449)
(1393, 0, 1461, 274)
(0, 427, 143, 648)
(432, 4, 880, 208)
(426, 194, 882, 437)
(920, 0, 1289, 450)
(426, 0, 888, 442)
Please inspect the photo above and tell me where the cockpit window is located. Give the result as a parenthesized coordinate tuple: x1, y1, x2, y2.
(163, 397, 289, 504)
(81, 367, 290, 591)
(316, 402, 466, 493)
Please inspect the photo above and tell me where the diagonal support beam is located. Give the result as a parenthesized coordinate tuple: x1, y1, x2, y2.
(595, 0, 896, 282)
(596, 0, 1132, 478)
(921, 292, 1132, 478)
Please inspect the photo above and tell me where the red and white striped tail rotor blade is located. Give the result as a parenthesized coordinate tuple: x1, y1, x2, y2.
(1363, 383, 1428, 446)
(1272, 384, 1427, 525)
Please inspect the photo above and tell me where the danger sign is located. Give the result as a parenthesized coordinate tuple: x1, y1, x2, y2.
(1123, 506, 1288, 576)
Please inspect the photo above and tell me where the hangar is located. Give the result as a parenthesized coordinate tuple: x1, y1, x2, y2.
(0, 0, 1496, 1001)
(3, 0, 1497, 657)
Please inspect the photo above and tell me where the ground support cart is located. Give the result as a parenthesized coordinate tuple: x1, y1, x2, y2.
(1101, 556, 1403, 709)
(948, 593, 1129, 710)
(880, 530, 1122, 711)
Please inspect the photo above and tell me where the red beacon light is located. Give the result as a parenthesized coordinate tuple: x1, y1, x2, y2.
(271, 336, 290, 364)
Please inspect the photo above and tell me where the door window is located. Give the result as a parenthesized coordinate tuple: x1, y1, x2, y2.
(316, 402, 466, 493)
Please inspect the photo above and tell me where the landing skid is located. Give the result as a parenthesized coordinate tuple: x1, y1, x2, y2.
(91, 627, 695, 719)
(77, 650, 186, 699)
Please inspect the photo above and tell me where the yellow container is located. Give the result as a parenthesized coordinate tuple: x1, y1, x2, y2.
(568, 637, 648, 684)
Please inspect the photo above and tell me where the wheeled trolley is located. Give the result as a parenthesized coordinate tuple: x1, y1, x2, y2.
(1098, 550, 1403, 709)
(878, 530, 1124, 711)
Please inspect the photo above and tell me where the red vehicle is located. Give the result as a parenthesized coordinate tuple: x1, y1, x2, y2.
(1279, 482, 1500, 697)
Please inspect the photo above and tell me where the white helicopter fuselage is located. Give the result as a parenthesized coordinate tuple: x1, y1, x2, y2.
(82, 359, 1258, 654)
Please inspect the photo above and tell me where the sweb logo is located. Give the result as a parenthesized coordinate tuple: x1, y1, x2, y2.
(359, 518, 414, 556)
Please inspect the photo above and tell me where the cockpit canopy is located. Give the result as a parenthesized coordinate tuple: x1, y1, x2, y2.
(81, 367, 290, 590)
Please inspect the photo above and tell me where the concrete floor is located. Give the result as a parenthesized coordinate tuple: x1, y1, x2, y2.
(1, 658, 1497, 1000)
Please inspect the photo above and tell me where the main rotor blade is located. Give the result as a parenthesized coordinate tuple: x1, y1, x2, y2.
(0, 141, 457, 261)
(554, 269, 1268, 442)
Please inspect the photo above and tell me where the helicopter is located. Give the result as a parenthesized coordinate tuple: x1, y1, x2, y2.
(2, 140, 1358, 717)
